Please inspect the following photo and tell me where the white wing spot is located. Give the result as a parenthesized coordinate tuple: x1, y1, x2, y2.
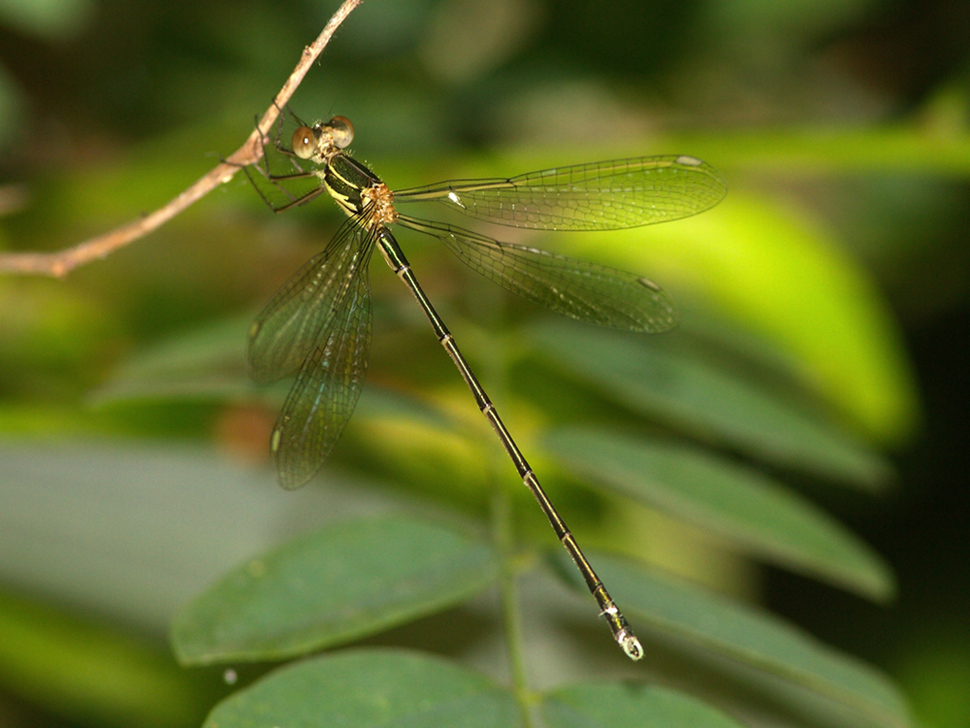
(674, 155, 703, 166)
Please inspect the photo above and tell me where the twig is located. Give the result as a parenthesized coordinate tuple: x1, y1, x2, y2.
(0, 0, 363, 279)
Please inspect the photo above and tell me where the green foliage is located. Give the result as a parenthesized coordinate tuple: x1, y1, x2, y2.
(542, 428, 892, 600)
(203, 650, 522, 728)
(202, 649, 753, 728)
(141, 292, 909, 725)
(0, 590, 210, 728)
(4, 1, 968, 727)
(172, 517, 499, 664)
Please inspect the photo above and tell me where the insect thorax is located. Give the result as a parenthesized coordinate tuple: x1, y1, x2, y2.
(324, 154, 397, 225)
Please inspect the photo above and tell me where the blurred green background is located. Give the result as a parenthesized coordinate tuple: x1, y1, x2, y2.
(0, 0, 968, 727)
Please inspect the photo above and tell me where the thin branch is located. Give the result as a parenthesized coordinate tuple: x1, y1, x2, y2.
(0, 0, 363, 279)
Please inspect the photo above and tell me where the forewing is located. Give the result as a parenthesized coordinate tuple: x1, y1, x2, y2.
(248, 216, 372, 384)
(398, 216, 676, 333)
(394, 156, 726, 231)
(270, 244, 374, 490)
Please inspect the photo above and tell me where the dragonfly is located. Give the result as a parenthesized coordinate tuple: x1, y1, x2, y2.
(244, 111, 726, 660)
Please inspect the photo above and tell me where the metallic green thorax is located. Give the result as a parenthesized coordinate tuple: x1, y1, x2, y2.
(323, 154, 382, 220)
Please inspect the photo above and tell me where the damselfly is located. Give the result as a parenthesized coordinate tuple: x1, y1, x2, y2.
(245, 112, 726, 660)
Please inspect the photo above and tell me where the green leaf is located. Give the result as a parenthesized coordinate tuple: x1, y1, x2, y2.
(542, 682, 747, 728)
(572, 188, 918, 444)
(172, 517, 499, 664)
(530, 321, 890, 488)
(91, 313, 456, 431)
(202, 649, 522, 728)
(554, 552, 910, 728)
(543, 427, 894, 600)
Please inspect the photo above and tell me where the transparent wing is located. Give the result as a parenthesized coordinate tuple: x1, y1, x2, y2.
(397, 215, 676, 333)
(271, 260, 373, 490)
(248, 215, 373, 384)
(248, 215, 376, 490)
(393, 156, 726, 231)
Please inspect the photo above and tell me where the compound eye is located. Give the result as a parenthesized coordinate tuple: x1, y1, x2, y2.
(291, 126, 316, 159)
(327, 116, 354, 149)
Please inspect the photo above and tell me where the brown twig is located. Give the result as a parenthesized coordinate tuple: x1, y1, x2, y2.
(0, 0, 363, 279)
